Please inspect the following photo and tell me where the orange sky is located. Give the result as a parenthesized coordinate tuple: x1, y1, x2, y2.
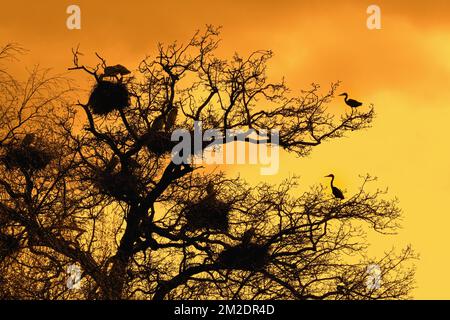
(1, 0, 450, 299)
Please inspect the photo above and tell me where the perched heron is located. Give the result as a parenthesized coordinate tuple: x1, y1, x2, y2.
(165, 107, 178, 131)
(104, 156, 119, 173)
(339, 93, 362, 108)
(241, 228, 256, 246)
(103, 64, 131, 77)
(324, 174, 344, 199)
(22, 133, 36, 146)
(151, 115, 165, 132)
(206, 181, 215, 196)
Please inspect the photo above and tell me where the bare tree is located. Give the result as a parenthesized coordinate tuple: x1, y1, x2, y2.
(0, 27, 415, 300)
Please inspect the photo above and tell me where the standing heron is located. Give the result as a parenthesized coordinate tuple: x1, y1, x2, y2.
(324, 174, 344, 199)
(339, 93, 362, 108)
(165, 106, 178, 131)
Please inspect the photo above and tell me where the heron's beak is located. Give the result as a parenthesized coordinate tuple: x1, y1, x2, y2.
(338, 93, 345, 96)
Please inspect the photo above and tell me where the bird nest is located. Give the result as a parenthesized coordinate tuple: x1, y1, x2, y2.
(1, 140, 53, 172)
(0, 232, 20, 260)
(142, 131, 176, 156)
(88, 80, 129, 115)
(217, 243, 269, 271)
(94, 170, 140, 201)
(184, 196, 231, 232)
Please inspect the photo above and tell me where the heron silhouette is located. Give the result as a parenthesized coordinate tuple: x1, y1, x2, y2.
(205, 181, 216, 197)
(22, 133, 36, 146)
(324, 174, 344, 199)
(151, 114, 165, 132)
(165, 106, 178, 131)
(339, 93, 362, 108)
(103, 64, 131, 77)
(241, 228, 256, 246)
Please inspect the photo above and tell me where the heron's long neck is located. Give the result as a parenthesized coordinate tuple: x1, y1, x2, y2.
(343, 94, 348, 102)
(330, 176, 335, 188)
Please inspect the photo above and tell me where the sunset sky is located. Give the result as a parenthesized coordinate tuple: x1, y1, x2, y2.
(1, 0, 450, 299)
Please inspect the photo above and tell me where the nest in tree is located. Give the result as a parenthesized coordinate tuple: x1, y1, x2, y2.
(217, 243, 270, 271)
(142, 131, 176, 156)
(88, 80, 129, 115)
(94, 170, 140, 201)
(184, 196, 231, 232)
(0, 232, 20, 261)
(1, 140, 53, 172)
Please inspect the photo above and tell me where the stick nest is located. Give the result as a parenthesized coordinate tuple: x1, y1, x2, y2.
(1, 138, 54, 172)
(0, 232, 20, 261)
(217, 244, 270, 271)
(184, 195, 231, 232)
(88, 80, 129, 115)
(94, 170, 140, 202)
(142, 131, 176, 156)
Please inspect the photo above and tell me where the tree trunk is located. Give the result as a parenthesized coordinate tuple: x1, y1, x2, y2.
(104, 205, 142, 299)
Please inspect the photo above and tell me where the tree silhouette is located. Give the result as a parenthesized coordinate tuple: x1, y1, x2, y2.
(0, 27, 415, 300)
